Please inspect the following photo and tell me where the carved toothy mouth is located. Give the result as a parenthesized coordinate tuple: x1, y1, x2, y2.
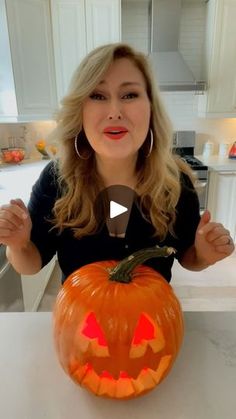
(68, 354, 172, 398)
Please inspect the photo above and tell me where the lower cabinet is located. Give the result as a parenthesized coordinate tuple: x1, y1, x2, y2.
(21, 256, 56, 311)
(207, 170, 236, 243)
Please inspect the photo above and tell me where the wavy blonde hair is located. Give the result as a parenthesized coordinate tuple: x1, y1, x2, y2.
(48, 43, 194, 240)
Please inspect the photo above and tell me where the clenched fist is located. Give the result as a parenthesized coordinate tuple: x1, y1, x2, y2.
(0, 198, 32, 250)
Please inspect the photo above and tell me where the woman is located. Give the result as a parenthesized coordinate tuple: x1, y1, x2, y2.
(0, 43, 234, 283)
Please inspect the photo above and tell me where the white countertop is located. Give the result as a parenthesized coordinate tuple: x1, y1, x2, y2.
(0, 312, 235, 419)
(0, 158, 49, 204)
(172, 253, 236, 311)
(196, 154, 236, 171)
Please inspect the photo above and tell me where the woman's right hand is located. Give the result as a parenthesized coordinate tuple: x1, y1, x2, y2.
(0, 198, 32, 249)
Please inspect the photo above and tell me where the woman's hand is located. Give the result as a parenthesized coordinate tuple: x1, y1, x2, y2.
(0, 198, 32, 250)
(194, 210, 235, 266)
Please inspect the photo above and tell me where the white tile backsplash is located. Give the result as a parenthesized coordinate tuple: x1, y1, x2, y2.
(161, 90, 236, 154)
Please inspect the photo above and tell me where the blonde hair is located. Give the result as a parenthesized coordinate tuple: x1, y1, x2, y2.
(49, 43, 194, 240)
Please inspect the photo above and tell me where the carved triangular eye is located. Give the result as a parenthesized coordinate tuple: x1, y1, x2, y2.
(132, 313, 155, 345)
(81, 312, 108, 346)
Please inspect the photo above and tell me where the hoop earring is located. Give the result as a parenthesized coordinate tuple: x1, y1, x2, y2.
(145, 129, 153, 158)
(74, 132, 92, 160)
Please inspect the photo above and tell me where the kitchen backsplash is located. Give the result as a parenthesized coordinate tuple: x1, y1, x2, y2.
(162, 92, 236, 155)
(0, 106, 236, 158)
(0, 121, 56, 159)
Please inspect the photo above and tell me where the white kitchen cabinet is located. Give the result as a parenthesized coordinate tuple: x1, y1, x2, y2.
(51, 0, 121, 100)
(2, 0, 121, 118)
(51, 0, 87, 101)
(85, 0, 121, 52)
(207, 170, 236, 243)
(21, 256, 56, 311)
(5, 0, 58, 119)
(0, 0, 17, 118)
(199, 0, 236, 117)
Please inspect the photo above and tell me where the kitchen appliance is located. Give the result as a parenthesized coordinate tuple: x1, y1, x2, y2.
(219, 142, 230, 158)
(0, 245, 24, 311)
(173, 131, 208, 211)
(228, 142, 236, 159)
(202, 141, 214, 158)
(149, 0, 207, 92)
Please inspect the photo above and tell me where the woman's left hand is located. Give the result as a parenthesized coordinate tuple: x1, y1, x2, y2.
(194, 210, 235, 266)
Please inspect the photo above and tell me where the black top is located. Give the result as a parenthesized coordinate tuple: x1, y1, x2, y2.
(28, 161, 200, 283)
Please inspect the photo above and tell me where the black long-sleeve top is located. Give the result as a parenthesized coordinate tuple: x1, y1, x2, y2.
(28, 161, 200, 283)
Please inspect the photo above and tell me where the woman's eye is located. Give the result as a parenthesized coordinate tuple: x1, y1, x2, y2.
(89, 92, 106, 100)
(122, 92, 139, 99)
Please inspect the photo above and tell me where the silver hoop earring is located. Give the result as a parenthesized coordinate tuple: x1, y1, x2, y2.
(145, 129, 153, 158)
(74, 133, 92, 160)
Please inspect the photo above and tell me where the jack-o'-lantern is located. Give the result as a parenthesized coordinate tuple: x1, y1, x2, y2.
(53, 246, 184, 400)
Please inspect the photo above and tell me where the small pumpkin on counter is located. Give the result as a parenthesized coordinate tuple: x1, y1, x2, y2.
(53, 246, 184, 400)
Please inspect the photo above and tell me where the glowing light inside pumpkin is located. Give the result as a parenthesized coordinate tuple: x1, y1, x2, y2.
(82, 312, 107, 346)
(100, 371, 113, 379)
(132, 313, 155, 345)
(119, 371, 131, 378)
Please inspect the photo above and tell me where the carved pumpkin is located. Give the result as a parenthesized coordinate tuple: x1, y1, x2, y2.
(53, 246, 184, 400)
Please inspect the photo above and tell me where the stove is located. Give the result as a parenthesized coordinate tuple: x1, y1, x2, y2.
(180, 155, 208, 171)
(173, 131, 208, 211)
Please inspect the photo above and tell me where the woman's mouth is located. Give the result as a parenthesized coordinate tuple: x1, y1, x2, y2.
(103, 126, 128, 140)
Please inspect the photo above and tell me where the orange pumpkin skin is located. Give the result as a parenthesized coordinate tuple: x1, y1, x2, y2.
(53, 247, 184, 400)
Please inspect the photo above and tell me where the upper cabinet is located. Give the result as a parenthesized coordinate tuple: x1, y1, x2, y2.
(50, 0, 87, 102)
(86, 0, 121, 52)
(199, 0, 236, 117)
(5, 0, 58, 120)
(51, 0, 121, 101)
(1, 0, 121, 121)
(0, 0, 18, 118)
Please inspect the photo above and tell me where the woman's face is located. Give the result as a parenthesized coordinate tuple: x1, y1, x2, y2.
(82, 58, 151, 160)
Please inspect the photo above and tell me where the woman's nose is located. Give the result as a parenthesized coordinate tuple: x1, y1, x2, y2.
(107, 100, 122, 120)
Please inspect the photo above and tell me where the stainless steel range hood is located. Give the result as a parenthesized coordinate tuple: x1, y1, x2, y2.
(149, 0, 207, 92)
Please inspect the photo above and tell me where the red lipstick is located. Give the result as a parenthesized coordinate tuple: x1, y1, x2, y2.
(103, 126, 128, 140)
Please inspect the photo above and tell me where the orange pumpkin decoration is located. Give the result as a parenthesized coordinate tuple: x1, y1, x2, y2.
(53, 246, 184, 400)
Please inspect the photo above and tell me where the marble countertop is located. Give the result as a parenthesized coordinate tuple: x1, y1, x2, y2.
(196, 154, 236, 171)
(0, 312, 235, 418)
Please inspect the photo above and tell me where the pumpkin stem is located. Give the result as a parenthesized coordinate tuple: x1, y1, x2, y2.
(109, 246, 176, 283)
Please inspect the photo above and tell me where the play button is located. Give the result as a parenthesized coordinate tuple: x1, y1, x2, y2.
(94, 185, 138, 237)
(110, 200, 128, 219)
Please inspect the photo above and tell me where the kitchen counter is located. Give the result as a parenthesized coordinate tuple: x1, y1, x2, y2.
(0, 312, 235, 419)
(196, 154, 236, 171)
(172, 251, 236, 311)
(0, 158, 49, 204)
(0, 159, 54, 312)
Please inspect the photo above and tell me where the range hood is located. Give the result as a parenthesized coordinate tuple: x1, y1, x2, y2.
(149, 0, 207, 92)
